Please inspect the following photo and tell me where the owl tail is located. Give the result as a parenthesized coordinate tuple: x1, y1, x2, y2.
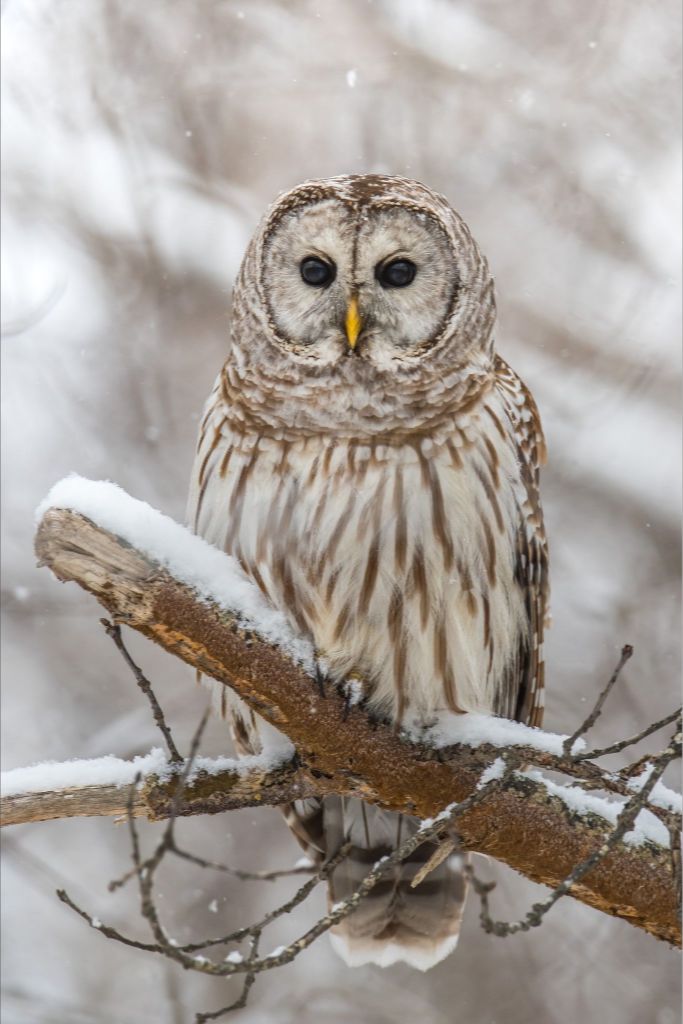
(322, 797, 468, 971)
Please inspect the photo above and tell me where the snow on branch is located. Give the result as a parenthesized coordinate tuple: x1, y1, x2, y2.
(4, 477, 679, 960)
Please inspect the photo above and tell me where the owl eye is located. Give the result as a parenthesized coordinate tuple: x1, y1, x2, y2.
(376, 259, 417, 288)
(300, 256, 336, 287)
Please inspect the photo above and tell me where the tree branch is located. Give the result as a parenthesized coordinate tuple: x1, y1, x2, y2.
(0, 755, 310, 827)
(8, 500, 680, 947)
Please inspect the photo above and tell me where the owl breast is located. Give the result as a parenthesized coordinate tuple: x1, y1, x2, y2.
(190, 380, 529, 724)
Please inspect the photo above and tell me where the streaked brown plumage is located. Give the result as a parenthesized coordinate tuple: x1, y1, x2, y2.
(187, 175, 548, 970)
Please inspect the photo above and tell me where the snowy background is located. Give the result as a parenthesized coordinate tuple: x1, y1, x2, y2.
(1, 1, 681, 1022)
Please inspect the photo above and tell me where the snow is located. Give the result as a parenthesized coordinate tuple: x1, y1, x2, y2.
(477, 756, 507, 788)
(346, 68, 357, 88)
(36, 475, 316, 672)
(520, 769, 670, 848)
(224, 950, 243, 964)
(409, 710, 586, 756)
(1, 748, 171, 796)
(208, 899, 218, 913)
(0, 748, 289, 798)
(266, 945, 287, 959)
(626, 765, 683, 814)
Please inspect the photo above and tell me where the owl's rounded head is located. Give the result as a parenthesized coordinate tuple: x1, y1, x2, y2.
(246, 175, 494, 372)
(227, 176, 496, 437)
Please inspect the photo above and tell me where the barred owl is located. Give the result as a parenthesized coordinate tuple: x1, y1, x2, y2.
(187, 175, 548, 970)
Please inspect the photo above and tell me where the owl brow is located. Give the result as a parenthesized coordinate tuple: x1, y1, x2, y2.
(301, 246, 334, 263)
(376, 249, 414, 266)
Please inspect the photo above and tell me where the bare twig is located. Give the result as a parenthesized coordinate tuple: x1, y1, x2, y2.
(563, 645, 633, 756)
(576, 706, 682, 762)
(101, 618, 183, 764)
(169, 844, 315, 882)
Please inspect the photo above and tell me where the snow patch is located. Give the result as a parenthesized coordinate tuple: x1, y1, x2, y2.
(409, 711, 585, 756)
(36, 476, 315, 672)
(1, 748, 171, 796)
(266, 945, 287, 959)
(626, 765, 682, 814)
(1, 748, 289, 798)
(520, 769, 670, 848)
(477, 756, 507, 788)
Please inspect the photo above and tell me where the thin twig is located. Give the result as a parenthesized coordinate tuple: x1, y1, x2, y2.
(576, 706, 681, 762)
(563, 644, 633, 755)
(169, 843, 315, 882)
(101, 619, 183, 764)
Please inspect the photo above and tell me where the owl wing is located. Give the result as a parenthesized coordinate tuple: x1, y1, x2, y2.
(494, 355, 549, 727)
(187, 374, 328, 863)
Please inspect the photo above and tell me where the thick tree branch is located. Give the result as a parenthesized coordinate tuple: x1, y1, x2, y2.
(11, 503, 681, 947)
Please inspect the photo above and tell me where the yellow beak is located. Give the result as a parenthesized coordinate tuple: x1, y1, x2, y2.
(345, 296, 362, 350)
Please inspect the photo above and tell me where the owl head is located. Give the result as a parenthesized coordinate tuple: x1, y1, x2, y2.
(227, 175, 496, 437)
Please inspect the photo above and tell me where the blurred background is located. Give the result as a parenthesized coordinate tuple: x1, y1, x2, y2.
(1, 1, 681, 1022)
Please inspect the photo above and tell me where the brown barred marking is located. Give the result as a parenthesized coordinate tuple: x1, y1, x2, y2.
(354, 454, 371, 487)
(481, 512, 497, 587)
(475, 462, 505, 533)
(326, 488, 359, 564)
(218, 444, 234, 478)
(305, 453, 321, 488)
(456, 560, 477, 616)
(220, 370, 231, 409)
(249, 562, 270, 601)
(410, 545, 430, 630)
(322, 442, 336, 476)
(446, 438, 463, 468)
(482, 592, 491, 648)
(424, 457, 455, 571)
(309, 479, 331, 541)
(433, 611, 462, 712)
(224, 449, 260, 550)
(198, 402, 213, 438)
(324, 566, 341, 605)
(483, 436, 501, 487)
(357, 471, 387, 542)
(346, 443, 357, 477)
(387, 587, 407, 720)
(273, 554, 312, 634)
(220, 686, 227, 720)
(275, 439, 292, 478)
(192, 474, 210, 533)
(276, 480, 300, 548)
(483, 403, 507, 440)
(393, 467, 408, 573)
(198, 422, 225, 487)
(231, 714, 253, 754)
(359, 536, 381, 616)
(334, 599, 353, 643)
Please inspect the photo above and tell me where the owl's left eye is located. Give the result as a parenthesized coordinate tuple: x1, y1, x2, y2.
(300, 256, 336, 287)
(376, 258, 417, 288)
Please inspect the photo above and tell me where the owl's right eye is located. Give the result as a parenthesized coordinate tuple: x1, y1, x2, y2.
(300, 256, 336, 287)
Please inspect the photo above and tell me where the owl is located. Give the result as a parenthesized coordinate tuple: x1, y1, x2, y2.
(187, 175, 548, 971)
